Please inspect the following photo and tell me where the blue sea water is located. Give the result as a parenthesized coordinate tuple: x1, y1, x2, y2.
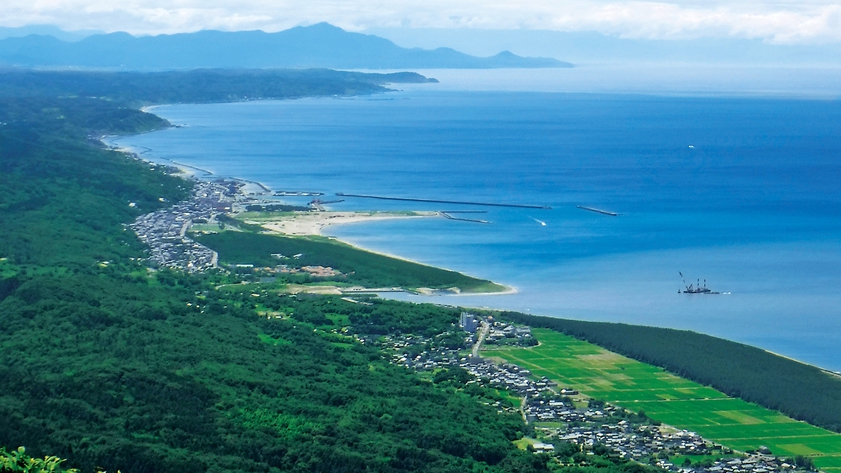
(115, 88, 841, 371)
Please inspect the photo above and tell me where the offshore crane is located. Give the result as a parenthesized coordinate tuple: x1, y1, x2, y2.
(679, 272, 720, 294)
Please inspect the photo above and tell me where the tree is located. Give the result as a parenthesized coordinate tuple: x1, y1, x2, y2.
(1, 446, 78, 473)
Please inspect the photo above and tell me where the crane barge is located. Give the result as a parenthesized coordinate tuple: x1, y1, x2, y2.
(679, 272, 721, 294)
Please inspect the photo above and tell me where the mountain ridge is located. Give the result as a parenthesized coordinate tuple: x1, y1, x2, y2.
(0, 22, 572, 70)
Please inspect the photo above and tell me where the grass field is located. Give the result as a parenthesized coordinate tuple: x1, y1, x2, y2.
(483, 329, 841, 472)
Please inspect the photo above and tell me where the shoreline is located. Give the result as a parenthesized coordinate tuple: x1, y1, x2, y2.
(257, 211, 434, 236)
(320, 238, 519, 296)
(105, 128, 516, 296)
(101, 132, 515, 296)
(102, 136, 216, 178)
(256, 211, 518, 295)
(104, 109, 840, 374)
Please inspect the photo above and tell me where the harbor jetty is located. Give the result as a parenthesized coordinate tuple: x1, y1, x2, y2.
(577, 205, 618, 216)
(170, 160, 214, 177)
(275, 190, 324, 196)
(337, 192, 552, 210)
(244, 179, 271, 193)
(440, 212, 490, 224)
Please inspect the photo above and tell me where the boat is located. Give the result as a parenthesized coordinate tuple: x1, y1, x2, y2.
(679, 272, 720, 294)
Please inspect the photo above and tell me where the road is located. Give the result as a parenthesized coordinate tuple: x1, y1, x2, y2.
(472, 321, 490, 358)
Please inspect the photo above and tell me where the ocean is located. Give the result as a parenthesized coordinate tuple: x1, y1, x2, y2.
(113, 80, 841, 371)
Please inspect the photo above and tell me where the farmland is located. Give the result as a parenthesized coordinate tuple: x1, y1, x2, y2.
(483, 328, 841, 472)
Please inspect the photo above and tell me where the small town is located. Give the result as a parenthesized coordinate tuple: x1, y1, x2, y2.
(129, 178, 236, 272)
(372, 313, 815, 473)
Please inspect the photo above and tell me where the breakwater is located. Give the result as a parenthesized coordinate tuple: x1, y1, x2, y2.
(577, 205, 618, 216)
(440, 212, 490, 224)
(336, 193, 552, 210)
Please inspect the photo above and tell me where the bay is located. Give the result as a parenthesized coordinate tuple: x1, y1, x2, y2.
(114, 85, 841, 371)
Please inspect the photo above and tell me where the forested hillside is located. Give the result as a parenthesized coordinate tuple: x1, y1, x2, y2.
(500, 312, 841, 433)
(195, 231, 504, 292)
(0, 71, 546, 473)
(0, 68, 434, 106)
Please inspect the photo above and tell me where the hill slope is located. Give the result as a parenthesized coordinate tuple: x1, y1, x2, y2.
(0, 70, 543, 473)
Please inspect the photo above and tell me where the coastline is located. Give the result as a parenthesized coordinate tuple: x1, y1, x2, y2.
(103, 136, 216, 178)
(104, 131, 514, 295)
(256, 211, 518, 295)
(764, 349, 841, 377)
(110, 97, 840, 372)
(257, 211, 435, 236)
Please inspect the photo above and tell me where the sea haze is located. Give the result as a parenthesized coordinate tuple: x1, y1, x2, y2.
(115, 89, 841, 371)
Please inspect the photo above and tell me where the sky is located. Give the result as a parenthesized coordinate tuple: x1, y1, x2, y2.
(1, 0, 840, 45)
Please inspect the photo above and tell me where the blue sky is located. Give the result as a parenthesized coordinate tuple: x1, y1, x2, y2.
(1, 0, 840, 45)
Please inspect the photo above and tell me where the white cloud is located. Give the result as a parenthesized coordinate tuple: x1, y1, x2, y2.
(1, 0, 840, 44)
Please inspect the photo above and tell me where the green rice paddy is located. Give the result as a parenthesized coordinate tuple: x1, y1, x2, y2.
(483, 328, 841, 471)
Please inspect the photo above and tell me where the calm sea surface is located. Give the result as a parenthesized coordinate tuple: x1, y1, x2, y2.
(114, 87, 841, 371)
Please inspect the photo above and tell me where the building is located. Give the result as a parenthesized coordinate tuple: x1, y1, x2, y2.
(460, 312, 479, 333)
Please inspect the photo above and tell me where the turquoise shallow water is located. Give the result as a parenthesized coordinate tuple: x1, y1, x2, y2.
(115, 90, 841, 371)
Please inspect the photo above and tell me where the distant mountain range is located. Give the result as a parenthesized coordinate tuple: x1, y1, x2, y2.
(0, 23, 571, 70)
(367, 27, 841, 66)
(0, 25, 103, 42)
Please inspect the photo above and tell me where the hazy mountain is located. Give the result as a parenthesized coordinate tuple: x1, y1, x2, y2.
(0, 25, 102, 42)
(366, 27, 841, 66)
(0, 23, 571, 70)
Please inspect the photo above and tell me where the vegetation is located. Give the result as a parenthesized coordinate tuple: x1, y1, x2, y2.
(195, 231, 504, 292)
(0, 70, 541, 473)
(497, 313, 841, 435)
(482, 329, 841, 469)
(1, 446, 80, 473)
(0, 68, 432, 107)
(3, 68, 839, 473)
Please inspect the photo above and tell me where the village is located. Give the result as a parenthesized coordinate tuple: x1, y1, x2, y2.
(128, 169, 349, 279)
(129, 179, 237, 272)
(372, 313, 815, 473)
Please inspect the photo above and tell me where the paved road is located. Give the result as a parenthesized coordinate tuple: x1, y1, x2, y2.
(472, 321, 490, 358)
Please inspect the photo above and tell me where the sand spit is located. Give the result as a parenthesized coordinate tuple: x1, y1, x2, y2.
(256, 211, 437, 236)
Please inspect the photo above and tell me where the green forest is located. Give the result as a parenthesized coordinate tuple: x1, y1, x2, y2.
(499, 312, 841, 433)
(0, 68, 433, 106)
(195, 230, 504, 292)
(0, 69, 555, 473)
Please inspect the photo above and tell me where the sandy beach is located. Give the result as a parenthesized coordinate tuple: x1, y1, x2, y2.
(254, 210, 517, 295)
(255, 211, 437, 236)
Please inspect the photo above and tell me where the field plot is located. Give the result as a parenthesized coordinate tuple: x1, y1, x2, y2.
(483, 329, 841, 471)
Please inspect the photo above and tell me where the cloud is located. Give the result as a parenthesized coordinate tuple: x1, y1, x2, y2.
(1, 0, 840, 44)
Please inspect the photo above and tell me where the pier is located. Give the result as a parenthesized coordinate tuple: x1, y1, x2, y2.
(336, 193, 552, 210)
(308, 199, 344, 211)
(169, 160, 214, 177)
(275, 191, 324, 196)
(440, 212, 490, 224)
(247, 180, 272, 193)
(232, 177, 271, 193)
(577, 205, 618, 216)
